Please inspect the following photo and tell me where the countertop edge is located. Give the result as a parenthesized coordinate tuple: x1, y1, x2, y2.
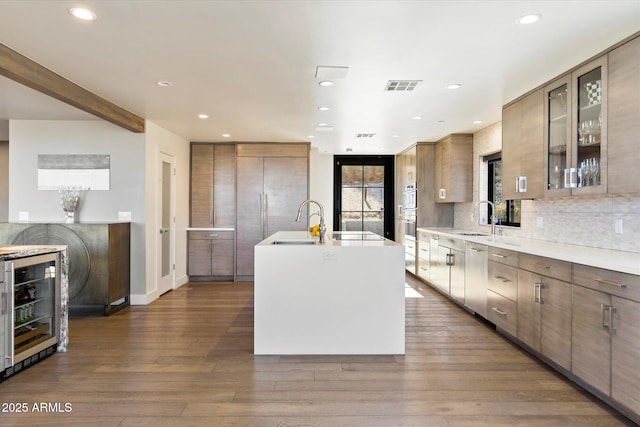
(417, 227, 640, 276)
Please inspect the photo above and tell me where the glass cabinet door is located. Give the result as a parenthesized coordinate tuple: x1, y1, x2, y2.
(576, 66, 602, 189)
(545, 78, 571, 196)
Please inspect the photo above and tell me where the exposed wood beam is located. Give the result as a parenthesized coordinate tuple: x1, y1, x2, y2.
(0, 43, 145, 133)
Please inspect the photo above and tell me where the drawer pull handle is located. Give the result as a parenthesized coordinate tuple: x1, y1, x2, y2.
(494, 276, 511, 283)
(492, 254, 506, 259)
(469, 248, 482, 253)
(210, 234, 219, 237)
(534, 263, 551, 270)
(595, 278, 627, 288)
(491, 307, 508, 317)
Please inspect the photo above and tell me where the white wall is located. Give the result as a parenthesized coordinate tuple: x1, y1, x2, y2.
(142, 120, 190, 305)
(454, 121, 640, 253)
(8, 120, 148, 297)
(309, 148, 334, 229)
(0, 141, 8, 222)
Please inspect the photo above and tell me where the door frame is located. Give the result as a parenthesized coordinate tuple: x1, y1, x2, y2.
(158, 150, 176, 295)
(333, 155, 395, 240)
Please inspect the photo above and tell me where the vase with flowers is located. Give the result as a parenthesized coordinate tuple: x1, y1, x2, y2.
(58, 186, 82, 223)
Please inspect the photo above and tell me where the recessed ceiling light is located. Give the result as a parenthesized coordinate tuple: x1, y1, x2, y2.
(473, 120, 483, 124)
(157, 81, 173, 87)
(516, 14, 542, 25)
(69, 7, 97, 21)
(392, 135, 400, 138)
(318, 106, 331, 111)
(412, 116, 423, 120)
(316, 122, 329, 127)
(198, 114, 209, 119)
(446, 84, 462, 90)
(319, 80, 334, 87)
(222, 134, 230, 138)
(307, 135, 315, 138)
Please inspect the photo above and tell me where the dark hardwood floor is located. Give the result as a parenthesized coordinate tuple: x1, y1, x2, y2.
(0, 274, 634, 426)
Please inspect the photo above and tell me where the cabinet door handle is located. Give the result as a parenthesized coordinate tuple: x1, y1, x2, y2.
(609, 306, 617, 334)
(595, 278, 627, 288)
(494, 276, 511, 283)
(469, 248, 482, 253)
(491, 253, 506, 259)
(601, 304, 611, 331)
(491, 307, 508, 317)
(534, 283, 544, 304)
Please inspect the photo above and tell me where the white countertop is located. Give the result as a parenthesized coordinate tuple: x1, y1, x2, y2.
(418, 227, 640, 276)
(187, 227, 235, 231)
(257, 231, 402, 247)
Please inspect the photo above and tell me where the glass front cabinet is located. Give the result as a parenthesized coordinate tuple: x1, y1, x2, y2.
(544, 56, 607, 197)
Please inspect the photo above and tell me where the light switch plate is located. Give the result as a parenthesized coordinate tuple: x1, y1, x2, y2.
(615, 219, 623, 234)
(119, 211, 132, 221)
(18, 211, 29, 222)
(323, 250, 337, 261)
(536, 216, 544, 228)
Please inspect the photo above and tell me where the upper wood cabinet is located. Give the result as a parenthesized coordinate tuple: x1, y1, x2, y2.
(435, 134, 473, 203)
(544, 56, 608, 197)
(607, 35, 640, 194)
(190, 143, 236, 228)
(502, 89, 545, 200)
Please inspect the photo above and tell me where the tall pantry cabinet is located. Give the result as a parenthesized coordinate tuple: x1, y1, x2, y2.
(235, 143, 309, 280)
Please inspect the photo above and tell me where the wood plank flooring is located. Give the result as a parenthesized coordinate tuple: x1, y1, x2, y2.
(0, 274, 634, 426)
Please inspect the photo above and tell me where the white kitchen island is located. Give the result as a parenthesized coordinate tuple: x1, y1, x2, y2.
(254, 231, 405, 355)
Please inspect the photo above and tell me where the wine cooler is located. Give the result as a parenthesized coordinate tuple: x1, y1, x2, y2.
(1, 252, 60, 381)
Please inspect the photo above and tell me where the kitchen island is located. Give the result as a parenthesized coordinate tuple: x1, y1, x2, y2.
(254, 231, 405, 355)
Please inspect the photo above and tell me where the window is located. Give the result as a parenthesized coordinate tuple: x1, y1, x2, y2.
(486, 154, 520, 227)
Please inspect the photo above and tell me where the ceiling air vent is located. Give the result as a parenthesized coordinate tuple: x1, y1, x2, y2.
(385, 80, 421, 91)
(356, 133, 376, 138)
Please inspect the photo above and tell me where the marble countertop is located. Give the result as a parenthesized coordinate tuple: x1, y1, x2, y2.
(417, 227, 640, 275)
(0, 245, 67, 261)
(257, 231, 402, 247)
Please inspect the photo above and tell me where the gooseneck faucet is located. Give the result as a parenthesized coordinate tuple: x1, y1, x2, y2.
(474, 200, 497, 235)
(295, 199, 326, 243)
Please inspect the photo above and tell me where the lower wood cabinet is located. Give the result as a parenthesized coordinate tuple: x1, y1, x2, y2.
(188, 231, 234, 279)
(572, 263, 640, 417)
(517, 269, 571, 370)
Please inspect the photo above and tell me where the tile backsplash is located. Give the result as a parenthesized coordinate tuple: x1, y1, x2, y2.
(452, 121, 640, 254)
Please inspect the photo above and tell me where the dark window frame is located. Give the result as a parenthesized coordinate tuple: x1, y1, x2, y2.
(486, 154, 521, 228)
(333, 155, 395, 240)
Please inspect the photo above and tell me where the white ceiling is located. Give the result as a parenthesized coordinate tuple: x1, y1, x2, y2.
(1, 1, 639, 154)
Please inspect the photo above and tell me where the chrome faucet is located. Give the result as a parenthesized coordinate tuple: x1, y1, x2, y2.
(474, 200, 498, 235)
(295, 199, 326, 243)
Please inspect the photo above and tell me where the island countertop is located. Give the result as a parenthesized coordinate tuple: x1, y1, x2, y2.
(256, 230, 402, 247)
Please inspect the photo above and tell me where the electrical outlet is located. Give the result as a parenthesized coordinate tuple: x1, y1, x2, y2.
(18, 211, 29, 222)
(536, 216, 544, 228)
(615, 219, 623, 234)
(323, 250, 337, 261)
(119, 211, 132, 221)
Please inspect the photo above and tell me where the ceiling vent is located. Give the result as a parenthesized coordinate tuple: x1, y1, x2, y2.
(385, 80, 421, 91)
(356, 133, 376, 138)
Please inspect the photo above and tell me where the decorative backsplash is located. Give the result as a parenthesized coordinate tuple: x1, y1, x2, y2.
(453, 122, 640, 254)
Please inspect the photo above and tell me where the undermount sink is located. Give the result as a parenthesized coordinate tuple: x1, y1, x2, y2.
(272, 239, 316, 245)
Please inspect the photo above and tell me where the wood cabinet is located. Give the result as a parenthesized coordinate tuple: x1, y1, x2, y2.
(487, 247, 518, 336)
(607, 35, 640, 194)
(427, 235, 465, 302)
(516, 254, 571, 370)
(502, 89, 544, 200)
(187, 231, 234, 278)
(190, 143, 236, 228)
(572, 263, 640, 415)
(435, 134, 473, 203)
(236, 143, 309, 278)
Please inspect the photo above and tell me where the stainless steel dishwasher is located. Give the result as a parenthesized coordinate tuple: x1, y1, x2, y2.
(465, 241, 488, 318)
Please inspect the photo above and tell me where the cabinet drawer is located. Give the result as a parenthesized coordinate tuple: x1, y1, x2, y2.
(439, 236, 465, 251)
(487, 290, 517, 336)
(573, 264, 640, 302)
(488, 261, 518, 300)
(189, 231, 235, 240)
(519, 253, 571, 282)
(488, 247, 519, 267)
(417, 230, 430, 242)
(417, 244, 430, 260)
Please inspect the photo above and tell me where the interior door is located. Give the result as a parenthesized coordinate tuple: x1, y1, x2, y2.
(158, 152, 175, 296)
